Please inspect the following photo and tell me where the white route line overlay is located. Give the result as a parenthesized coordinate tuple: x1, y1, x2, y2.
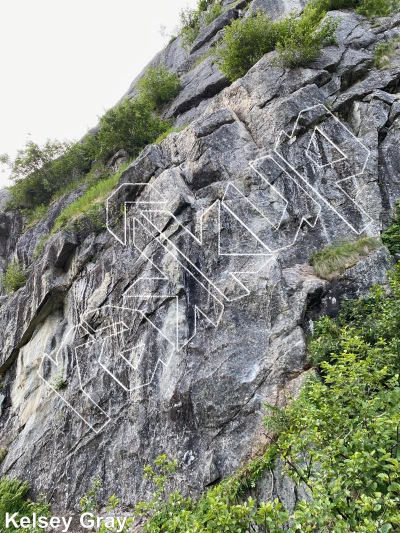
(39, 103, 375, 432)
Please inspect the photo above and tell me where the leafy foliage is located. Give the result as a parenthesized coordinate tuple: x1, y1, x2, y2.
(357, 0, 400, 18)
(7, 137, 96, 209)
(179, 0, 220, 48)
(179, 5, 203, 48)
(215, 12, 280, 80)
(80, 478, 132, 533)
(133, 454, 288, 533)
(204, 2, 223, 25)
(215, 2, 337, 80)
(7, 97, 169, 214)
(216, 0, 400, 81)
(1, 260, 27, 294)
(374, 39, 400, 68)
(274, 6, 338, 68)
(52, 161, 130, 234)
(382, 202, 400, 255)
(96, 99, 170, 160)
(51, 373, 67, 391)
(310, 236, 381, 280)
(131, 266, 400, 532)
(137, 65, 180, 111)
(0, 478, 51, 532)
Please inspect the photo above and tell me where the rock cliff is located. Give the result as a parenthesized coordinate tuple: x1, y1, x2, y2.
(0, 0, 399, 516)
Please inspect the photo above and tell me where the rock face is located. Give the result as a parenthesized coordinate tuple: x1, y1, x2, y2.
(0, 0, 399, 517)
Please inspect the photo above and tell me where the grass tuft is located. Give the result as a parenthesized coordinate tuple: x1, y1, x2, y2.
(52, 161, 131, 233)
(374, 38, 400, 68)
(311, 237, 381, 280)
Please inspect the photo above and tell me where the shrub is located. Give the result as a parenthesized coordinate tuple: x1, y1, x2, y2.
(382, 202, 400, 254)
(8, 135, 97, 210)
(96, 99, 170, 159)
(357, 0, 400, 18)
(0, 448, 7, 463)
(307, 273, 398, 367)
(7, 97, 169, 215)
(374, 39, 400, 68)
(179, 5, 202, 48)
(137, 65, 180, 111)
(274, 7, 337, 68)
(0, 478, 51, 532)
(215, 5, 337, 81)
(80, 479, 132, 532)
(215, 12, 280, 81)
(310, 236, 381, 280)
(131, 266, 400, 532)
(51, 374, 67, 391)
(52, 161, 130, 233)
(198, 0, 215, 11)
(179, 0, 220, 48)
(204, 2, 223, 25)
(216, 0, 400, 81)
(1, 260, 27, 294)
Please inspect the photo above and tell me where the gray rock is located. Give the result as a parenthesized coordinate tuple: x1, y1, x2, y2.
(0, 0, 399, 518)
(248, 0, 307, 19)
(54, 231, 79, 269)
(168, 57, 230, 117)
(190, 8, 239, 54)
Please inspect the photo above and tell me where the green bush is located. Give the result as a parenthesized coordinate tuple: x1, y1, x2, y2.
(8, 137, 97, 209)
(137, 65, 180, 111)
(310, 236, 381, 280)
(357, 0, 400, 18)
(215, 12, 280, 80)
(1, 260, 27, 294)
(80, 479, 132, 532)
(204, 2, 223, 25)
(51, 373, 67, 391)
(52, 161, 130, 233)
(374, 38, 400, 68)
(216, 5, 337, 81)
(0, 478, 51, 532)
(216, 0, 400, 81)
(131, 266, 400, 532)
(198, 0, 215, 11)
(179, 5, 202, 48)
(179, 0, 220, 48)
(96, 98, 170, 160)
(0, 448, 7, 463)
(382, 202, 400, 255)
(7, 98, 168, 214)
(275, 6, 337, 68)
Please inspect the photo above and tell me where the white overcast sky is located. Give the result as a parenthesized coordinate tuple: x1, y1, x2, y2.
(0, 0, 198, 188)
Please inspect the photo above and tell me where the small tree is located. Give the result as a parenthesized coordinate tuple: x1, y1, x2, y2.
(2, 260, 27, 293)
(137, 65, 180, 111)
(97, 98, 170, 159)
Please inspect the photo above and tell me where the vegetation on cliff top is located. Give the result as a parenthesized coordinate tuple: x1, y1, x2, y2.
(5, 0, 400, 222)
(215, 0, 400, 80)
(179, 0, 221, 49)
(4, 65, 179, 214)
